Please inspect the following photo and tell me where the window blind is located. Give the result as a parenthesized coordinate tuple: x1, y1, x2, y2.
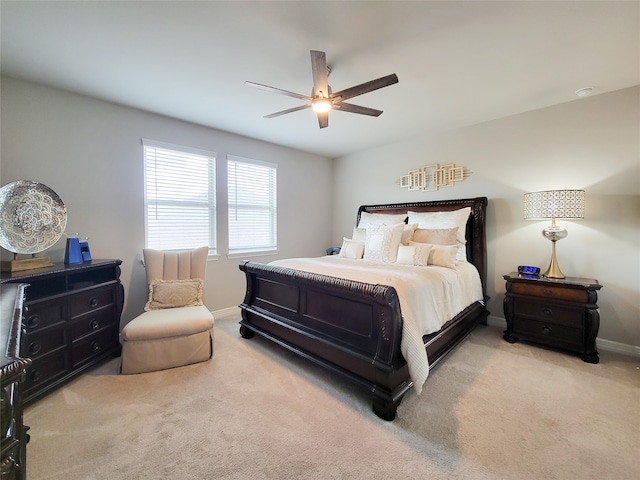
(227, 155, 277, 254)
(143, 139, 216, 253)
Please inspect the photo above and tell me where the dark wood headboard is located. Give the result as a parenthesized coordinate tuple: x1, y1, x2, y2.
(356, 197, 488, 301)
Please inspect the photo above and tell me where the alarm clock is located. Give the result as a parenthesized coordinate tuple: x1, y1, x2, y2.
(518, 265, 540, 276)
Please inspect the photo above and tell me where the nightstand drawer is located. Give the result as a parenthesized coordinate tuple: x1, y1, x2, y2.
(509, 283, 588, 303)
(513, 299, 584, 328)
(512, 317, 583, 349)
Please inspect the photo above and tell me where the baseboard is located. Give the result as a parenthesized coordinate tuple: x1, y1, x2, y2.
(596, 338, 640, 358)
(486, 314, 505, 329)
(212, 306, 241, 318)
(485, 315, 640, 359)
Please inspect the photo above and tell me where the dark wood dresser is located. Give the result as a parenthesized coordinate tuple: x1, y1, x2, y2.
(1, 283, 31, 480)
(503, 272, 602, 363)
(0, 260, 124, 405)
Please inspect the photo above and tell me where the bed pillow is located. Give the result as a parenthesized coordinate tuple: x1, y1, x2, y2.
(145, 278, 204, 311)
(412, 227, 458, 246)
(363, 223, 404, 263)
(339, 237, 365, 259)
(357, 211, 407, 228)
(409, 241, 458, 269)
(407, 207, 471, 261)
(401, 223, 419, 245)
(356, 222, 415, 245)
(396, 243, 432, 266)
(351, 227, 367, 242)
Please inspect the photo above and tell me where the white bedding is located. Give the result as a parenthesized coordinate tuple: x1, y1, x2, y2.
(269, 256, 483, 394)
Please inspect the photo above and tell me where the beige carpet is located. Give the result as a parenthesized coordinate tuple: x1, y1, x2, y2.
(25, 310, 639, 480)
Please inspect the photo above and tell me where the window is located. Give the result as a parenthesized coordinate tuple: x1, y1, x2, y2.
(227, 155, 277, 256)
(143, 139, 216, 254)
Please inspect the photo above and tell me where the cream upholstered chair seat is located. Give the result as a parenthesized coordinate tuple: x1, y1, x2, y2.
(120, 247, 214, 374)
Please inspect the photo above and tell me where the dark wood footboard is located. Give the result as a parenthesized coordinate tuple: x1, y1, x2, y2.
(238, 261, 488, 420)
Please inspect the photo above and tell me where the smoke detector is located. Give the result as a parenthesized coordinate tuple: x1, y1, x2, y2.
(575, 87, 593, 97)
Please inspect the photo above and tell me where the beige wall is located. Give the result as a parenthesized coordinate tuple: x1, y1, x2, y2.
(332, 86, 640, 349)
(0, 77, 334, 327)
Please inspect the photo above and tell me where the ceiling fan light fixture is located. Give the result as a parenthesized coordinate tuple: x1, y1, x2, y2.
(245, 50, 398, 128)
(312, 98, 332, 113)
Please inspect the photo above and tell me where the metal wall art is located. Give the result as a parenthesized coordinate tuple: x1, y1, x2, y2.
(398, 164, 470, 192)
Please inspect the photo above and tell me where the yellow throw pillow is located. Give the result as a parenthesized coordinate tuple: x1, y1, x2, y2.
(145, 279, 204, 311)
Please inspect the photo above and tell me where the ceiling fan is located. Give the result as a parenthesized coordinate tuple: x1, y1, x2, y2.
(245, 50, 399, 129)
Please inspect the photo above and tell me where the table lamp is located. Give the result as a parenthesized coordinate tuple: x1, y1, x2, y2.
(523, 190, 585, 279)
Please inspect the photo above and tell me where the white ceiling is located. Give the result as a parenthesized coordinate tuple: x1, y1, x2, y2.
(2, 1, 638, 158)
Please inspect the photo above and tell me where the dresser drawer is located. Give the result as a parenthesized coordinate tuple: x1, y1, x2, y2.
(23, 327, 67, 358)
(23, 349, 67, 395)
(23, 301, 66, 333)
(509, 283, 588, 303)
(70, 308, 117, 340)
(512, 317, 584, 350)
(69, 286, 115, 318)
(513, 298, 584, 328)
(71, 326, 119, 368)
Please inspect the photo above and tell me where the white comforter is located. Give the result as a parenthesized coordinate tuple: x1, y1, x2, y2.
(269, 256, 483, 394)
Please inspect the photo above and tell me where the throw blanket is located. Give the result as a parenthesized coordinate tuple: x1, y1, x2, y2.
(270, 256, 483, 394)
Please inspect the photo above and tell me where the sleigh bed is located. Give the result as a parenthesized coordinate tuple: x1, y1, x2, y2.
(238, 197, 489, 420)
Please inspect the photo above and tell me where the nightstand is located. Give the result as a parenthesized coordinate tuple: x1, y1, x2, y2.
(503, 272, 602, 363)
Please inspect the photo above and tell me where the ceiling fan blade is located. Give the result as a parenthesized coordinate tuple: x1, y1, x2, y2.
(316, 111, 329, 129)
(334, 102, 383, 117)
(310, 50, 329, 98)
(264, 104, 311, 118)
(245, 81, 311, 101)
(331, 73, 399, 102)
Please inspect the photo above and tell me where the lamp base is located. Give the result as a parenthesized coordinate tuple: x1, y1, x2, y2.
(543, 240, 565, 279)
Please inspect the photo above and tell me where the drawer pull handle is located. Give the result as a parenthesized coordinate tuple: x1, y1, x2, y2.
(29, 370, 40, 382)
(542, 326, 552, 335)
(543, 289, 552, 295)
(28, 342, 42, 355)
(26, 315, 40, 329)
(542, 308, 552, 317)
(89, 297, 100, 308)
(90, 341, 100, 352)
(90, 319, 100, 330)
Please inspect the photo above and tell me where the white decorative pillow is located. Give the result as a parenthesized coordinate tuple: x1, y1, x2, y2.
(351, 227, 367, 242)
(401, 223, 418, 245)
(407, 207, 471, 261)
(412, 227, 458, 246)
(339, 237, 365, 259)
(145, 279, 204, 311)
(396, 244, 432, 266)
(357, 211, 407, 228)
(409, 241, 458, 269)
(363, 223, 404, 263)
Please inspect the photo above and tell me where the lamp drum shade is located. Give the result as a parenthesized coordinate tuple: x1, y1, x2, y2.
(523, 190, 585, 220)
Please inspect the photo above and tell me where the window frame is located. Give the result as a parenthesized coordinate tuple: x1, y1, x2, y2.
(142, 138, 217, 257)
(226, 154, 278, 258)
